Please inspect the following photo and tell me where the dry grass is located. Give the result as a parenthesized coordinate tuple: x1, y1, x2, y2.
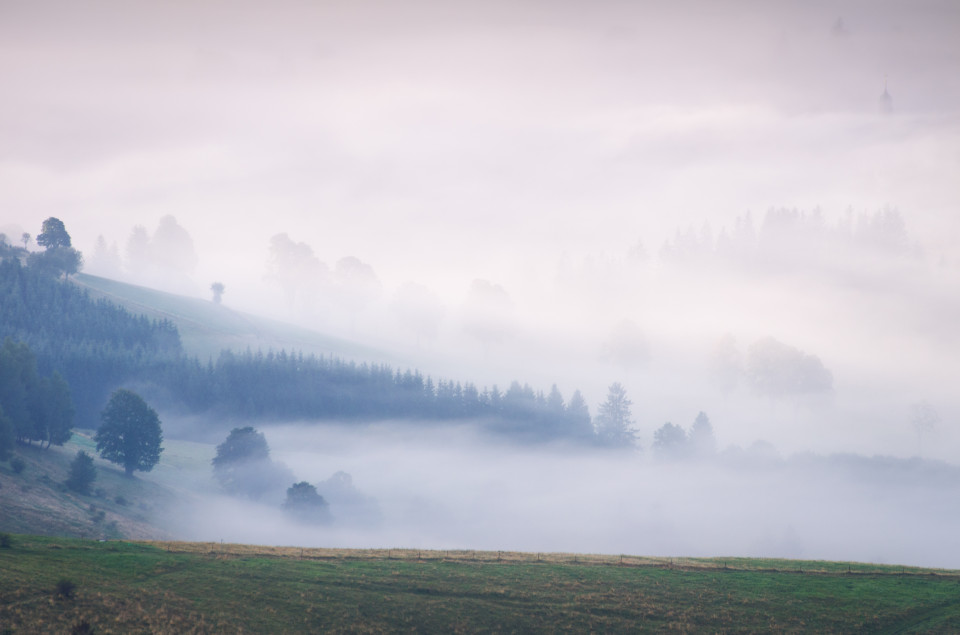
(142, 540, 959, 577)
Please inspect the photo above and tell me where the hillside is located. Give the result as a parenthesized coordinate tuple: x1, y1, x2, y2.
(72, 273, 387, 363)
(0, 430, 213, 542)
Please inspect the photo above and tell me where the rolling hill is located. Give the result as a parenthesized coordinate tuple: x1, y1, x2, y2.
(72, 273, 389, 363)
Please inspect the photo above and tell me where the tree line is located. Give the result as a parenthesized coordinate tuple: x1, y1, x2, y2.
(1, 221, 597, 442)
(2, 217, 719, 451)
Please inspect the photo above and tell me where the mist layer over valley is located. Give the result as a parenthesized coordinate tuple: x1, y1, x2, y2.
(149, 421, 957, 570)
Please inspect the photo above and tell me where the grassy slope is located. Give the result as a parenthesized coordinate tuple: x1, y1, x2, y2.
(0, 432, 213, 542)
(2, 536, 960, 633)
(72, 273, 387, 362)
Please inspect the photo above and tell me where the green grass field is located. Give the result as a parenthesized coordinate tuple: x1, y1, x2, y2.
(2, 535, 960, 633)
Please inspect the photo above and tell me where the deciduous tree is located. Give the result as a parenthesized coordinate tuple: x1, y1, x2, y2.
(283, 481, 332, 524)
(212, 426, 292, 500)
(36, 217, 72, 249)
(95, 389, 163, 477)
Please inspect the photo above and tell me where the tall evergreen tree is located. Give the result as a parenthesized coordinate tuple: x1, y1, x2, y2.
(594, 382, 637, 448)
(66, 451, 96, 494)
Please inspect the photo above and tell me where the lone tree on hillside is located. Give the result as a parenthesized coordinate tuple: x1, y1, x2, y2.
(95, 389, 163, 477)
(66, 451, 96, 494)
(594, 382, 637, 448)
(30, 217, 83, 278)
(36, 217, 72, 249)
(210, 282, 225, 304)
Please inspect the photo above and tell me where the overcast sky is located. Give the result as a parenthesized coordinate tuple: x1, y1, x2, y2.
(3, 0, 959, 457)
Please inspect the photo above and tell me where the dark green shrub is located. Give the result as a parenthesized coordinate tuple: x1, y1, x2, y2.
(0, 533, 12, 548)
(71, 620, 94, 635)
(66, 451, 96, 495)
(56, 579, 76, 599)
(10, 456, 25, 474)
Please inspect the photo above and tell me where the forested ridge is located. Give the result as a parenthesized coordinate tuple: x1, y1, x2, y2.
(0, 257, 181, 425)
(0, 252, 595, 441)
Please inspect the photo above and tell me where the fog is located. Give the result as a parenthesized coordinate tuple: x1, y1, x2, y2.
(165, 423, 960, 569)
(3, 1, 960, 560)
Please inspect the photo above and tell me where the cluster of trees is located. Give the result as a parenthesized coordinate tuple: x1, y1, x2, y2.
(659, 207, 918, 271)
(211, 426, 331, 523)
(160, 350, 596, 441)
(210, 426, 293, 500)
(0, 217, 84, 279)
(0, 253, 182, 423)
(2, 242, 601, 441)
(211, 426, 380, 525)
(87, 215, 198, 288)
(652, 412, 717, 460)
(710, 335, 833, 399)
(265, 233, 383, 326)
(588, 384, 719, 457)
(64, 389, 163, 496)
(0, 339, 74, 460)
(4, 218, 727, 450)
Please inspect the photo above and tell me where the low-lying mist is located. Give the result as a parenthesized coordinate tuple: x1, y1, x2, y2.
(166, 421, 960, 569)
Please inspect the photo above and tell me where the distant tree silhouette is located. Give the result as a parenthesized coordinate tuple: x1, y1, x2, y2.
(283, 481, 332, 524)
(688, 411, 717, 458)
(210, 282, 225, 304)
(565, 390, 593, 438)
(212, 426, 292, 500)
(745, 337, 832, 399)
(653, 422, 688, 459)
(595, 383, 636, 448)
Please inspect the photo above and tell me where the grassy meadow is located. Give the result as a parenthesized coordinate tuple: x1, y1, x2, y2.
(2, 535, 960, 633)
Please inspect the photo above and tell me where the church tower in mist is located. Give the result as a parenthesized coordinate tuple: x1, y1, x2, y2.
(879, 76, 893, 114)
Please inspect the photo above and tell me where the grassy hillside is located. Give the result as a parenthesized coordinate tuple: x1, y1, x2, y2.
(72, 273, 386, 362)
(0, 432, 213, 542)
(2, 535, 959, 633)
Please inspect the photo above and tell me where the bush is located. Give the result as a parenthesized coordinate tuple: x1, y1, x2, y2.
(114, 495, 128, 506)
(56, 579, 76, 599)
(10, 456, 25, 474)
(71, 620, 94, 635)
(66, 451, 97, 495)
(0, 533, 12, 548)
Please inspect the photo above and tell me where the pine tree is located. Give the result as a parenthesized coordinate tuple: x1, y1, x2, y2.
(594, 383, 637, 448)
(66, 451, 96, 494)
